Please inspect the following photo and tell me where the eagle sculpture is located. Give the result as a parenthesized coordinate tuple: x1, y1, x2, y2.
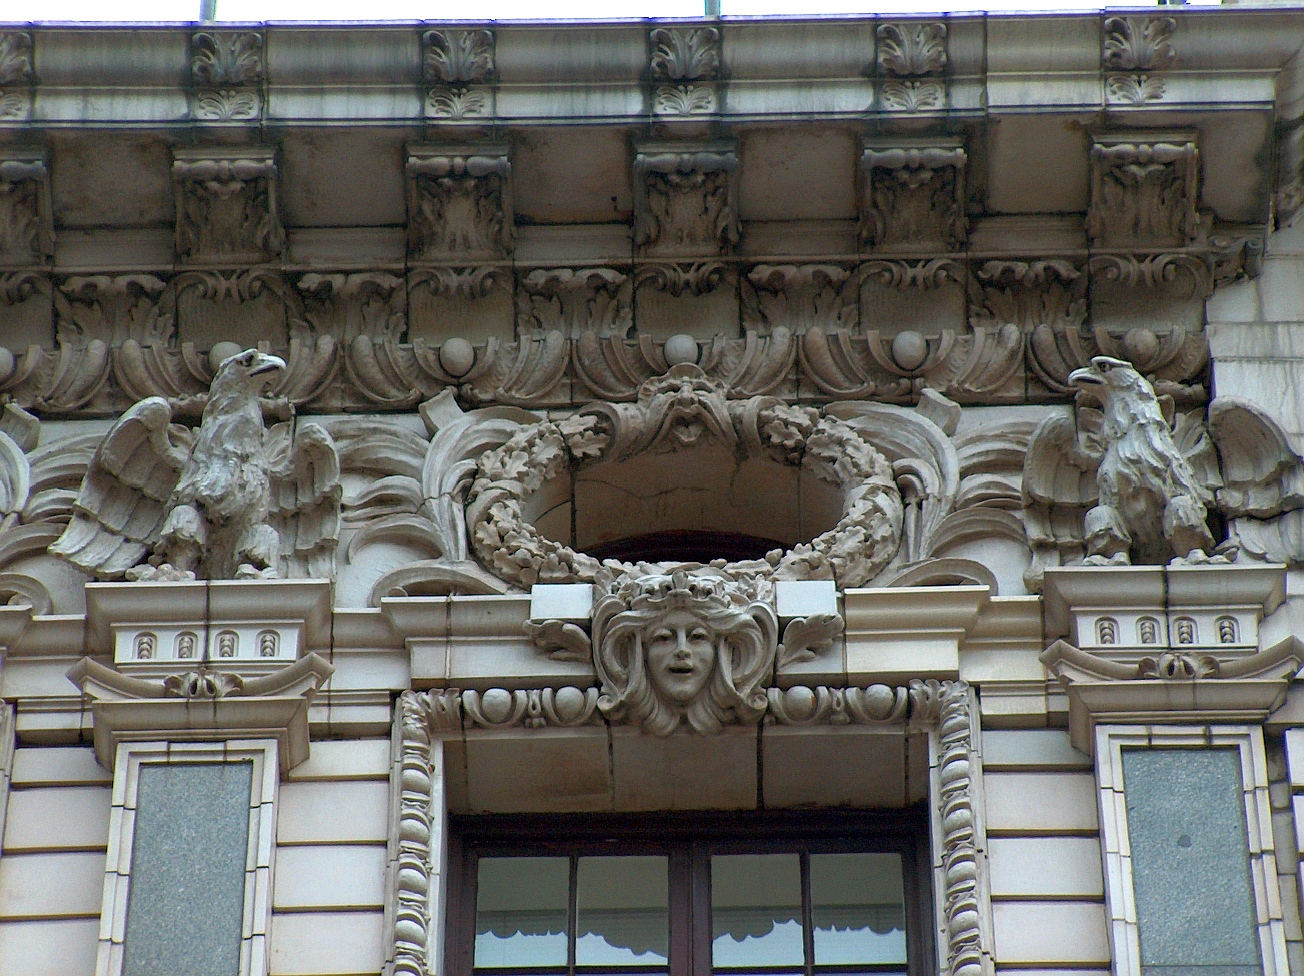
(51, 349, 341, 581)
(1021, 355, 1235, 590)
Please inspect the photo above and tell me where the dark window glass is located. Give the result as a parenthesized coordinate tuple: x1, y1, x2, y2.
(452, 812, 925, 976)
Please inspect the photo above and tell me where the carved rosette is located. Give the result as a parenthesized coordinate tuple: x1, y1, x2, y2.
(1086, 134, 1199, 249)
(633, 143, 740, 258)
(406, 144, 513, 263)
(423, 28, 495, 121)
(876, 22, 947, 113)
(172, 147, 284, 265)
(649, 26, 721, 118)
(464, 364, 903, 590)
(859, 141, 967, 251)
(1103, 16, 1175, 107)
(0, 32, 33, 122)
(190, 31, 264, 121)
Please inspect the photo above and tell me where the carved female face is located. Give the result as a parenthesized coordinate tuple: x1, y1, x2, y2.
(644, 609, 717, 704)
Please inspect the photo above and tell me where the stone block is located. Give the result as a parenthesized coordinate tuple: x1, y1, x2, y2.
(275, 781, 389, 844)
(285, 738, 390, 782)
(268, 911, 385, 976)
(530, 584, 594, 624)
(843, 585, 987, 684)
(990, 902, 1110, 965)
(774, 580, 838, 622)
(0, 918, 99, 976)
(611, 726, 757, 811)
(272, 845, 387, 911)
(1285, 728, 1304, 788)
(981, 730, 1091, 771)
(10, 748, 110, 786)
(984, 772, 1099, 833)
(2, 787, 111, 852)
(464, 727, 612, 813)
(0, 852, 106, 918)
(988, 837, 1103, 897)
(632, 269, 739, 342)
(761, 726, 905, 809)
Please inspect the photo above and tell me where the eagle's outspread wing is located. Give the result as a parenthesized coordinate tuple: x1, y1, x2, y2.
(50, 397, 192, 578)
(266, 421, 342, 579)
(1020, 412, 1101, 590)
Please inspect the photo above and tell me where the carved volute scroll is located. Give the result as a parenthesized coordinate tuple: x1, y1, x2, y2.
(0, 150, 52, 267)
(405, 144, 513, 262)
(172, 146, 284, 265)
(423, 28, 495, 122)
(859, 139, 967, 250)
(649, 26, 721, 118)
(876, 21, 947, 113)
(633, 142, 740, 257)
(190, 30, 264, 121)
(1086, 133, 1199, 249)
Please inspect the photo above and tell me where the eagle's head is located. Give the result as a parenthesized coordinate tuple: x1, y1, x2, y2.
(210, 348, 286, 402)
(1067, 356, 1153, 403)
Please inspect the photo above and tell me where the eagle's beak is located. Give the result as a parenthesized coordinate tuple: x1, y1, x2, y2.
(1067, 366, 1104, 387)
(250, 354, 287, 377)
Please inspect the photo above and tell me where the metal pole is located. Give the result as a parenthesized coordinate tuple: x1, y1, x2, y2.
(199, 0, 217, 21)
(705, 0, 720, 17)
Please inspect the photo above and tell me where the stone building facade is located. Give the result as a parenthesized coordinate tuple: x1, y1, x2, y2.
(1, 8, 1304, 976)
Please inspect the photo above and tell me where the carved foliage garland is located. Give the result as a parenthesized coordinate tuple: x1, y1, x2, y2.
(463, 364, 903, 590)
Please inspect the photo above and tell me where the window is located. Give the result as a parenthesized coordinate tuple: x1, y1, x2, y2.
(447, 811, 932, 976)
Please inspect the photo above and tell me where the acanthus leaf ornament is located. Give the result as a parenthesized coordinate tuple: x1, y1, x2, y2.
(1085, 134, 1199, 249)
(406, 145, 513, 262)
(172, 147, 284, 265)
(422, 29, 495, 123)
(859, 141, 967, 250)
(649, 27, 721, 82)
(191, 31, 264, 86)
(876, 22, 947, 76)
(0, 32, 32, 121)
(1103, 16, 1176, 72)
(633, 144, 740, 257)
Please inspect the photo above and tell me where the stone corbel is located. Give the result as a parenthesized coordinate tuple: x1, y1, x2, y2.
(858, 138, 967, 251)
(1041, 635, 1303, 755)
(405, 143, 513, 263)
(836, 584, 989, 685)
(172, 146, 284, 265)
(0, 149, 53, 267)
(1085, 131, 1199, 249)
(85, 579, 332, 680)
(67, 651, 334, 773)
(632, 141, 740, 258)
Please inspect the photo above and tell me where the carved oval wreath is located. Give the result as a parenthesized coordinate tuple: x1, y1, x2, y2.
(463, 366, 904, 591)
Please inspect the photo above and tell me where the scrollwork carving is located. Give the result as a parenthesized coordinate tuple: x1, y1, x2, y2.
(172, 148, 283, 265)
(633, 146, 739, 257)
(517, 267, 632, 336)
(1086, 136, 1199, 249)
(859, 142, 966, 250)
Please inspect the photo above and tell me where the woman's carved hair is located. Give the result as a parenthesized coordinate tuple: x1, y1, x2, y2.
(594, 571, 778, 735)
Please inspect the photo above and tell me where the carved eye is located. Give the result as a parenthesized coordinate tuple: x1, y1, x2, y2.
(650, 629, 673, 643)
(690, 628, 709, 642)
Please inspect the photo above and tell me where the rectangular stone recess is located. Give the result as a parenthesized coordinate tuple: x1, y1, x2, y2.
(121, 761, 254, 976)
(1122, 748, 1260, 976)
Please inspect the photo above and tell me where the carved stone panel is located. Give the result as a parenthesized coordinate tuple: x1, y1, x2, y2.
(649, 26, 721, 118)
(1086, 133, 1199, 249)
(423, 28, 495, 122)
(172, 147, 284, 265)
(406, 144, 513, 262)
(0, 32, 33, 122)
(876, 22, 947, 113)
(517, 267, 632, 336)
(0, 150, 52, 267)
(859, 139, 966, 251)
(633, 142, 740, 258)
(190, 30, 264, 121)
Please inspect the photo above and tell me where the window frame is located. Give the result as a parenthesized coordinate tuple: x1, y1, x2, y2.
(1094, 724, 1290, 976)
(446, 807, 935, 976)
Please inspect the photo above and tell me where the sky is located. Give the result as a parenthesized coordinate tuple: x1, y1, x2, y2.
(0, 0, 1224, 24)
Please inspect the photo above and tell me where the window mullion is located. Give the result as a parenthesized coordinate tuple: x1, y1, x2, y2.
(568, 854, 578, 976)
(691, 845, 713, 976)
(800, 852, 814, 976)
